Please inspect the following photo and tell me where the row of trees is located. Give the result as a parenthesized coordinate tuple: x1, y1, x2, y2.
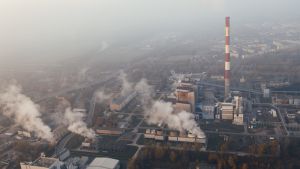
(128, 139, 300, 169)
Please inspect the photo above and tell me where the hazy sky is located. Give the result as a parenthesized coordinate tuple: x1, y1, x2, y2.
(0, 0, 300, 65)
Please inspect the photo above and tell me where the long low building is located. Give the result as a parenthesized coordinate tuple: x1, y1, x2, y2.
(96, 128, 124, 136)
(144, 129, 206, 148)
(144, 129, 164, 141)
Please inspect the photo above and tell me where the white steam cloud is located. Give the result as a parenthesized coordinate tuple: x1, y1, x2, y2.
(119, 70, 133, 96)
(78, 67, 89, 82)
(0, 85, 54, 142)
(117, 72, 204, 137)
(146, 101, 205, 138)
(94, 90, 111, 103)
(134, 78, 153, 109)
(64, 108, 95, 139)
(133, 78, 205, 138)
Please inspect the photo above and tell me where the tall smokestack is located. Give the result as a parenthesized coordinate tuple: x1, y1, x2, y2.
(224, 16, 230, 99)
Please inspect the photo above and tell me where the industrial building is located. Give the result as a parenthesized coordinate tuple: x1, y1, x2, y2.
(218, 102, 234, 120)
(217, 96, 244, 125)
(72, 108, 87, 114)
(272, 95, 300, 105)
(144, 129, 165, 141)
(197, 99, 216, 120)
(263, 88, 271, 98)
(20, 156, 65, 169)
(233, 96, 244, 125)
(110, 92, 137, 111)
(176, 81, 196, 112)
(86, 157, 120, 169)
(95, 128, 124, 136)
(174, 101, 192, 113)
(144, 130, 206, 148)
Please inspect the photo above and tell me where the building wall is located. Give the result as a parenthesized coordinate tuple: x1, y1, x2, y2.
(175, 102, 192, 113)
(20, 165, 48, 169)
(110, 103, 122, 111)
(233, 114, 244, 125)
(177, 91, 195, 112)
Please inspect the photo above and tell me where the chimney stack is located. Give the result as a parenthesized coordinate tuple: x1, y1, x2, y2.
(224, 16, 231, 99)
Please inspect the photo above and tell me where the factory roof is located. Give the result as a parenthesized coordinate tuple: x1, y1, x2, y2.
(34, 158, 57, 167)
(176, 101, 191, 105)
(176, 86, 194, 92)
(21, 157, 61, 168)
(220, 102, 234, 106)
(180, 80, 193, 84)
(87, 157, 119, 169)
(73, 108, 86, 112)
(96, 127, 124, 131)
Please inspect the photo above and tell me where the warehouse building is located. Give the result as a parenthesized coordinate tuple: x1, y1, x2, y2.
(87, 157, 120, 169)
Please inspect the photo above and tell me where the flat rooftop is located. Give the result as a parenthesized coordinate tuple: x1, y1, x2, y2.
(22, 157, 58, 168)
(87, 157, 119, 169)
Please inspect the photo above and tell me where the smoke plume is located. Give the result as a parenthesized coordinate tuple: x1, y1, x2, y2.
(117, 74, 204, 138)
(134, 78, 153, 109)
(64, 108, 95, 139)
(77, 67, 89, 82)
(146, 101, 205, 138)
(119, 70, 133, 96)
(94, 90, 111, 103)
(135, 78, 204, 138)
(0, 85, 54, 142)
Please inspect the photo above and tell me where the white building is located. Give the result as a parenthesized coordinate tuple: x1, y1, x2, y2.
(87, 157, 120, 169)
(219, 103, 234, 120)
(218, 96, 244, 125)
(263, 89, 271, 98)
(233, 96, 244, 125)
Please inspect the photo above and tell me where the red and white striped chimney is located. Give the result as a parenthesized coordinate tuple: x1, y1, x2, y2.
(224, 16, 230, 99)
